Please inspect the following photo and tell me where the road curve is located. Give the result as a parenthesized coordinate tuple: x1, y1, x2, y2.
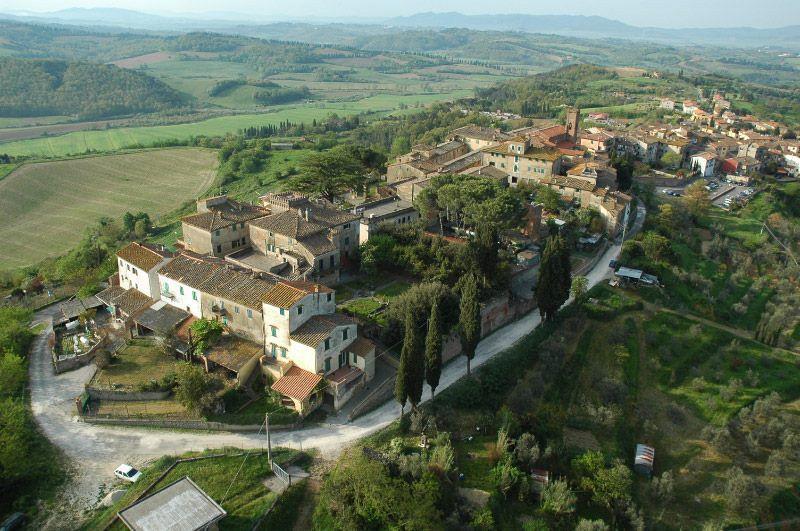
(28, 204, 642, 512)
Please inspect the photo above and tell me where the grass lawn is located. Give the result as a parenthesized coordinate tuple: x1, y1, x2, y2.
(208, 390, 299, 426)
(86, 448, 300, 531)
(92, 340, 183, 391)
(454, 435, 496, 491)
(92, 398, 193, 419)
(0, 148, 217, 268)
(0, 163, 16, 181)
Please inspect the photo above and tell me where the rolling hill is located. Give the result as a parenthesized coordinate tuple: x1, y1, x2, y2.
(0, 57, 189, 119)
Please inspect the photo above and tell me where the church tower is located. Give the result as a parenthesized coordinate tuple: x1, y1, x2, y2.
(565, 107, 580, 144)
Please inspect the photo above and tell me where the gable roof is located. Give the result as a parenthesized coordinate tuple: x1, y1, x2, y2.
(290, 313, 354, 347)
(116, 242, 171, 271)
(96, 286, 153, 317)
(250, 210, 329, 239)
(181, 197, 269, 232)
(198, 267, 278, 310)
(262, 281, 333, 309)
(158, 254, 220, 288)
(271, 365, 323, 401)
(118, 476, 225, 531)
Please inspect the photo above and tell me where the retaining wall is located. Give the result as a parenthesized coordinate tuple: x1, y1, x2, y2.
(81, 416, 301, 432)
(84, 387, 171, 401)
(52, 335, 106, 374)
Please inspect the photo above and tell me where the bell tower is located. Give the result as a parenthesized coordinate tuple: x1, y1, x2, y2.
(565, 107, 580, 144)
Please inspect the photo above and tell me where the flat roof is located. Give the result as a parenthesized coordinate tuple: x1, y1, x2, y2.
(357, 198, 416, 220)
(118, 476, 225, 531)
(616, 267, 643, 279)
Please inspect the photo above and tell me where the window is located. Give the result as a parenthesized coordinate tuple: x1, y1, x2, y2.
(222, 316, 228, 325)
(271, 344, 277, 357)
(234, 306, 240, 314)
(324, 337, 331, 350)
(343, 223, 350, 229)
(163, 281, 169, 292)
(338, 351, 347, 368)
(232, 240, 239, 249)
(271, 326, 277, 337)
(216, 244, 222, 253)
(132, 268, 137, 275)
(126, 264, 130, 271)
(324, 357, 331, 372)
(342, 328, 349, 341)
(297, 305, 303, 315)
(344, 236, 350, 246)
(329, 255, 334, 268)
(326, 293, 332, 302)
(241, 238, 246, 245)
(279, 308, 285, 316)
(179, 286, 184, 295)
(247, 309, 253, 319)
(215, 230, 220, 237)
(192, 291, 197, 301)
(280, 347, 287, 358)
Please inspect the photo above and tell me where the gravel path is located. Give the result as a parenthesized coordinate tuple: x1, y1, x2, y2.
(29, 205, 642, 521)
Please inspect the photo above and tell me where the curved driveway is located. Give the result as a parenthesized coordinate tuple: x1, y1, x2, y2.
(29, 203, 643, 511)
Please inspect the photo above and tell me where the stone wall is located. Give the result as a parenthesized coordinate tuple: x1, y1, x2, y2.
(85, 387, 171, 401)
(81, 416, 301, 432)
(52, 335, 107, 374)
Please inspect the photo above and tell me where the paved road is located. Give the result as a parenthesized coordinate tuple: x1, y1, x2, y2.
(28, 205, 643, 519)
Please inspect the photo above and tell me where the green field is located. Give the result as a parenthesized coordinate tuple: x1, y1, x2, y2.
(0, 148, 217, 268)
(0, 162, 15, 180)
(0, 92, 471, 158)
(86, 448, 300, 530)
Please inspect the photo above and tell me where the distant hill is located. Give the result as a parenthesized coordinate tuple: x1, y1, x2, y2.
(0, 57, 189, 119)
(385, 12, 800, 49)
(2, 8, 799, 49)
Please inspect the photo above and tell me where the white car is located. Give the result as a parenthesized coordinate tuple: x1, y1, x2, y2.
(114, 464, 142, 483)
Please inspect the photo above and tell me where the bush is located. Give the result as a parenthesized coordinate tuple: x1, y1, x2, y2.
(94, 350, 111, 369)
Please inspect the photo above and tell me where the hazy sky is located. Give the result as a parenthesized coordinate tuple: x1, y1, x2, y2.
(4, 0, 800, 28)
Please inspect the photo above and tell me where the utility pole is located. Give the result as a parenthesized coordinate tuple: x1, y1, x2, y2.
(265, 412, 272, 466)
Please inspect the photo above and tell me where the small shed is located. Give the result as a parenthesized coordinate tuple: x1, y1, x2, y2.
(634, 444, 655, 477)
(118, 476, 225, 531)
(133, 302, 191, 338)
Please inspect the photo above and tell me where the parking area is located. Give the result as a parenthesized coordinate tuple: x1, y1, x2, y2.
(713, 185, 756, 209)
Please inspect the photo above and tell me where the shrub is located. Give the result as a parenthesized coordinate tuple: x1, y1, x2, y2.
(94, 350, 111, 369)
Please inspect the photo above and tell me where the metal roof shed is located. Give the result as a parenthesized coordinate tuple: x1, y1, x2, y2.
(615, 267, 643, 281)
(118, 476, 226, 531)
(634, 444, 655, 477)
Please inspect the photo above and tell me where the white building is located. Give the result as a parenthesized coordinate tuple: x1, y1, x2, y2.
(691, 152, 717, 177)
(116, 242, 173, 299)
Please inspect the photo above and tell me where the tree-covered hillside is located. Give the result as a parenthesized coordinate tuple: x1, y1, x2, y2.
(0, 58, 189, 119)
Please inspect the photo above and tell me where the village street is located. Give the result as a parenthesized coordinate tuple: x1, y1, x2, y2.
(28, 204, 643, 516)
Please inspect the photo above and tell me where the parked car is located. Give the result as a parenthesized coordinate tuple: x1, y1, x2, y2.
(115, 464, 142, 483)
(0, 513, 27, 531)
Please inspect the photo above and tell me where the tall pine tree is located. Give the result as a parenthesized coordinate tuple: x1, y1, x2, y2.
(536, 235, 572, 322)
(425, 298, 443, 398)
(458, 274, 481, 376)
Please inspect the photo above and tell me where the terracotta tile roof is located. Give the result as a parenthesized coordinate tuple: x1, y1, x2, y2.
(290, 313, 353, 347)
(106, 289, 156, 316)
(96, 285, 126, 306)
(250, 211, 328, 239)
(461, 165, 508, 180)
(327, 365, 363, 385)
(541, 176, 596, 192)
(159, 254, 220, 288)
(262, 281, 332, 309)
(182, 198, 269, 231)
(199, 267, 278, 310)
(450, 125, 509, 142)
(272, 365, 323, 401)
(116, 242, 171, 271)
(346, 336, 375, 359)
(203, 336, 262, 373)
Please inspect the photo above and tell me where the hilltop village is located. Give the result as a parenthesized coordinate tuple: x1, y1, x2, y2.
(79, 91, 800, 419)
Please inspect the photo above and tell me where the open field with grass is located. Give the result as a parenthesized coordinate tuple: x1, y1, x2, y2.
(0, 148, 217, 268)
(0, 91, 468, 157)
(92, 340, 182, 391)
(0, 162, 15, 180)
(85, 448, 300, 530)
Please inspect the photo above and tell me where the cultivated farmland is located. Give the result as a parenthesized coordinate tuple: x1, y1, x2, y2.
(0, 92, 471, 157)
(0, 148, 217, 268)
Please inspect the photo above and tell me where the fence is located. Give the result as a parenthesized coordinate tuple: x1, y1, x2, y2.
(271, 461, 291, 486)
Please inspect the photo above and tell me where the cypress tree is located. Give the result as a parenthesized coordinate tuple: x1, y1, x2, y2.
(425, 298, 443, 398)
(536, 235, 572, 322)
(396, 306, 426, 412)
(473, 224, 498, 288)
(458, 274, 481, 376)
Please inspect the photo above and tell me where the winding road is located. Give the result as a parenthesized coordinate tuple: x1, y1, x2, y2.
(28, 202, 645, 518)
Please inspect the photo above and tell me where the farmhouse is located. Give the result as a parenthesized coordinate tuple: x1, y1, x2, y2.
(354, 196, 420, 245)
(116, 242, 173, 299)
(180, 196, 270, 257)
